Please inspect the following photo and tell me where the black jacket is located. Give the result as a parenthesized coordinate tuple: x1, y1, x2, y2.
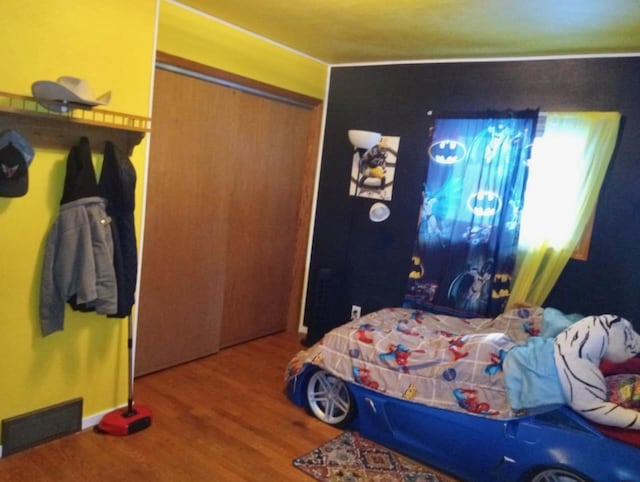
(60, 136, 99, 204)
(99, 141, 138, 318)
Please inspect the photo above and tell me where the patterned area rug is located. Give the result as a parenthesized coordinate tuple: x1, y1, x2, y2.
(293, 431, 442, 482)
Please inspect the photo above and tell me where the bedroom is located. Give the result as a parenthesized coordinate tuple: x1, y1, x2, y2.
(1, 0, 639, 480)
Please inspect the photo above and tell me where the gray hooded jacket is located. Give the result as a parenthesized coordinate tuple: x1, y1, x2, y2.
(39, 196, 117, 336)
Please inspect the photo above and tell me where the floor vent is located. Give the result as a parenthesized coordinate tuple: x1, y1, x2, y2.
(1, 398, 83, 456)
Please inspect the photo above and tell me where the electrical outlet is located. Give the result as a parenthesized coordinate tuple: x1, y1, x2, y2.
(351, 305, 361, 320)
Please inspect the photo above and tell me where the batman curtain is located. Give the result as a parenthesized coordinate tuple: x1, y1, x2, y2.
(404, 111, 538, 317)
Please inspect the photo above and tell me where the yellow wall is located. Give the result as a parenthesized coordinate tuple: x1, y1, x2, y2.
(0, 0, 157, 434)
(0, 0, 326, 442)
(157, 1, 328, 100)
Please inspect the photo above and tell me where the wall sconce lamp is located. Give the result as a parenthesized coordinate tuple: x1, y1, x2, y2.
(348, 129, 382, 150)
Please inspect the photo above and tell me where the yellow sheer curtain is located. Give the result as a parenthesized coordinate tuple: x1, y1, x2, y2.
(507, 112, 621, 308)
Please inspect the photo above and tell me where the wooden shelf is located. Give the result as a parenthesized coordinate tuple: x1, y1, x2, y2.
(0, 91, 151, 154)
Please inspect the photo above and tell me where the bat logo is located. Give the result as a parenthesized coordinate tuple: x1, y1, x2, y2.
(429, 139, 467, 164)
(1, 163, 19, 179)
(467, 190, 502, 216)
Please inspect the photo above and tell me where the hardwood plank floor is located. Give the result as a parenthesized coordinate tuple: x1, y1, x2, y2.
(0, 332, 457, 482)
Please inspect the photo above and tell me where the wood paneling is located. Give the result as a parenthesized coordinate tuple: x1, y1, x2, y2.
(286, 105, 322, 333)
(135, 68, 234, 375)
(219, 91, 315, 348)
(136, 60, 322, 374)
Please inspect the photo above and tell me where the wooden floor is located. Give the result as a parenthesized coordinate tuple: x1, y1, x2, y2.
(0, 331, 457, 482)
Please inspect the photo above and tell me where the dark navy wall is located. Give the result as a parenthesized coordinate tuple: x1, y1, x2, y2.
(303, 57, 640, 344)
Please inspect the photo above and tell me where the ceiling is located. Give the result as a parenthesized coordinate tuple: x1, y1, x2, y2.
(176, 0, 640, 64)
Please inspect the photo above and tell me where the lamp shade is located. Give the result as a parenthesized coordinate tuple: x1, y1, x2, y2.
(348, 129, 381, 150)
(369, 202, 390, 222)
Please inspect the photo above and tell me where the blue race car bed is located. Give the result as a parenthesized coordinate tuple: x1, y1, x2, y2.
(285, 307, 640, 482)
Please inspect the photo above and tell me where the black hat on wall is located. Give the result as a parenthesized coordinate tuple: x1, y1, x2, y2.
(0, 129, 35, 197)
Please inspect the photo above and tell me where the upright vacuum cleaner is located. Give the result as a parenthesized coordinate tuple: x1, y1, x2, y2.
(96, 315, 152, 435)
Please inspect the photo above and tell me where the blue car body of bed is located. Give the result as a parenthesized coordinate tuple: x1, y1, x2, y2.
(286, 307, 640, 481)
(287, 363, 640, 482)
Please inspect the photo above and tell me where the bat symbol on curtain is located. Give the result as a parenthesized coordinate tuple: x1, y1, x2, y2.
(467, 190, 502, 216)
(429, 139, 467, 164)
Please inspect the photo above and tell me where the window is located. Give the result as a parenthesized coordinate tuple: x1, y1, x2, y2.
(518, 113, 611, 261)
(507, 111, 620, 307)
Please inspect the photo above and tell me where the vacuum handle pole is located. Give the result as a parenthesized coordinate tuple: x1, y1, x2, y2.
(127, 315, 134, 413)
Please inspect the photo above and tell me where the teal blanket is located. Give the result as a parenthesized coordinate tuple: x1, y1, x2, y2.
(503, 307, 582, 410)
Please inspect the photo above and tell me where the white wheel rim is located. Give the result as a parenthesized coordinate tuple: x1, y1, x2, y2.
(531, 469, 586, 482)
(307, 371, 351, 425)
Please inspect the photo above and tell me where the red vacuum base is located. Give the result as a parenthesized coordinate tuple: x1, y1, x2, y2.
(96, 403, 152, 436)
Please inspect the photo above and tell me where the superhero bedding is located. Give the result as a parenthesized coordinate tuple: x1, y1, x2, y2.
(288, 307, 640, 429)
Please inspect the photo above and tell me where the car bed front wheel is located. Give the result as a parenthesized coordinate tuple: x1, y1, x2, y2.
(306, 369, 355, 427)
(528, 468, 588, 482)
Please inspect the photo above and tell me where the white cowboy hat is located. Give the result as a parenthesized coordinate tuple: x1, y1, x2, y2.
(31, 76, 111, 112)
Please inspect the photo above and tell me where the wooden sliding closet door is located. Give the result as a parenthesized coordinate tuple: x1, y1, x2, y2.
(135, 68, 232, 375)
(135, 64, 318, 375)
(219, 88, 312, 348)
